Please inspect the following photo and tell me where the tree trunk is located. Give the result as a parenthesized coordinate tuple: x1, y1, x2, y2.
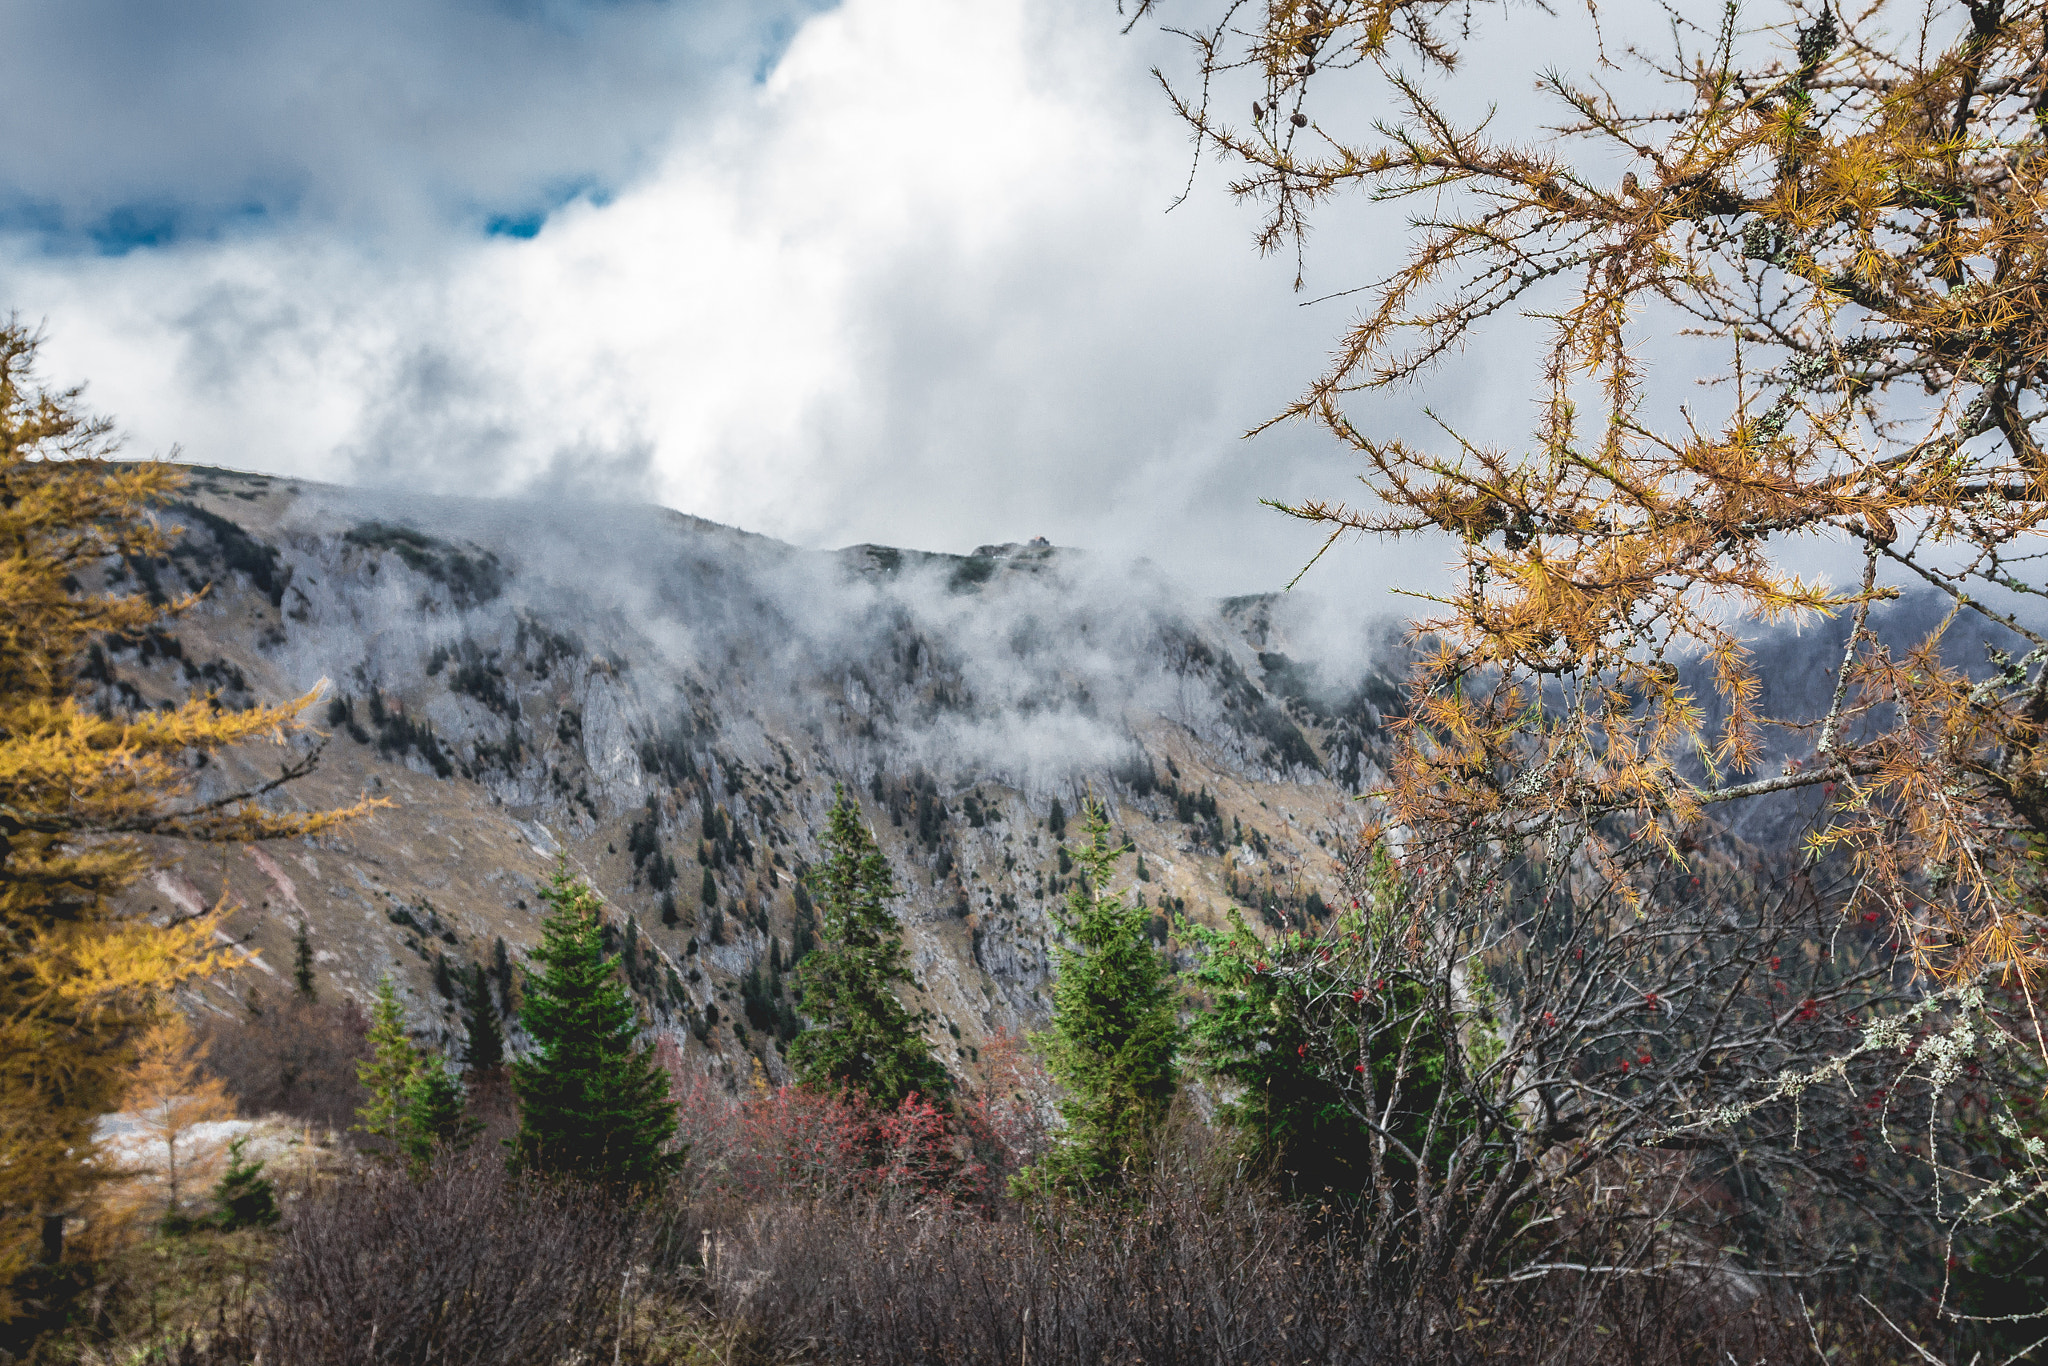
(38, 1212, 63, 1264)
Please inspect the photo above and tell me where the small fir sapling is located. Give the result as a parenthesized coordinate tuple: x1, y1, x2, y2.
(211, 1137, 279, 1230)
(401, 1061, 480, 1172)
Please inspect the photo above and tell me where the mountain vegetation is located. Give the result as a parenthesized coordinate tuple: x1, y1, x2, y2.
(508, 867, 679, 1189)
(10, 4, 2048, 1356)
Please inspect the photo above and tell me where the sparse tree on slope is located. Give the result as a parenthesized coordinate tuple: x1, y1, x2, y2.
(292, 920, 317, 1002)
(121, 1012, 233, 1223)
(789, 786, 950, 1110)
(510, 866, 678, 1189)
(399, 1060, 479, 1172)
(356, 975, 478, 1173)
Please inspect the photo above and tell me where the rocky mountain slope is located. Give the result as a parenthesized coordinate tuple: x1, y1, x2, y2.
(113, 466, 1405, 1091)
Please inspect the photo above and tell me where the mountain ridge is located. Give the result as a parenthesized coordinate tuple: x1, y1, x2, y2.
(110, 464, 1396, 1092)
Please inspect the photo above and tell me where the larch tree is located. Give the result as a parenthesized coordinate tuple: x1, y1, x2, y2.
(1143, 0, 2048, 982)
(0, 320, 358, 1303)
(1126, 0, 2048, 1343)
(119, 1012, 233, 1223)
(788, 786, 951, 1111)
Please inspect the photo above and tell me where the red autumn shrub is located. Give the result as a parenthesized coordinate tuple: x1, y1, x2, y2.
(661, 1047, 991, 1207)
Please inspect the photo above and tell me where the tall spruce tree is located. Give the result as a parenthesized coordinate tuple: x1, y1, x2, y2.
(460, 961, 503, 1071)
(788, 786, 949, 1109)
(1021, 799, 1179, 1198)
(510, 866, 678, 1189)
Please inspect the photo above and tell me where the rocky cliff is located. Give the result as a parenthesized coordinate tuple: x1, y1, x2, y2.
(112, 466, 1403, 1090)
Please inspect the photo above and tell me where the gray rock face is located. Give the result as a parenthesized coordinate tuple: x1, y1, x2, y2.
(116, 466, 1404, 1086)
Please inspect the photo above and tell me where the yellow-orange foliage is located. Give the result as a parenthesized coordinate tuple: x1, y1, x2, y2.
(0, 319, 360, 1309)
(1151, 0, 2048, 982)
(119, 1012, 233, 1218)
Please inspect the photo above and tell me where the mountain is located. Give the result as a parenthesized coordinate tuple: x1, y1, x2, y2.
(111, 465, 1406, 1088)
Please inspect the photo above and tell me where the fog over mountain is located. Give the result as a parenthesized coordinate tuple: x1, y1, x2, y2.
(119, 466, 1402, 1083)
(110, 464, 2015, 1099)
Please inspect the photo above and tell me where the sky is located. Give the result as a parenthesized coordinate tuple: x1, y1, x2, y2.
(0, 0, 1612, 601)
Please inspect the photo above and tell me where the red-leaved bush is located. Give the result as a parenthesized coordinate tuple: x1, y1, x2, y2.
(658, 1043, 997, 1207)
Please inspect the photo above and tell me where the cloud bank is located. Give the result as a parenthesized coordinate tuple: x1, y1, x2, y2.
(0, 0, 1597, 602)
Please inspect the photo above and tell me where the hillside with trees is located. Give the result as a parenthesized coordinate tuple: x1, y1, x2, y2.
(8, 1, 2048, 1360)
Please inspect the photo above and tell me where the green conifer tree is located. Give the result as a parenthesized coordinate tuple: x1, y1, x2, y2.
(354, 975, 424, 1159)
(210, 1137, 279, 1230)
(1021, 799, 1180, 1198)
(510, 865, 679, 1189)
(788, 786, 950, 1109)
(292, 919, 317, 1001)
(400, 1060, 480, 1172)
(1180, 844, 1473, 1202)
(461, 961, 504, 1071)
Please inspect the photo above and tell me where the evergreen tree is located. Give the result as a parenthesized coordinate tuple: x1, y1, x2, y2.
(210, 1137, 279, 1230)
(510, 865, 679, 1189)
(292, 919, 317, 1001)
(788, 786, 950, 1109)
(700, 866, 717, 907)
(461, 961, 504, 1071)
(400, 1060, 480, 1172)
(491, 935, 513, 1011)
(354, 975, 424, 1159)
(1021, 799, 1179, 1198)
(1180, 845, 1471, 1201)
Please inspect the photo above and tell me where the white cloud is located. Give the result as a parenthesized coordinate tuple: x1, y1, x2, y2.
(0, 0, 1505, 601)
